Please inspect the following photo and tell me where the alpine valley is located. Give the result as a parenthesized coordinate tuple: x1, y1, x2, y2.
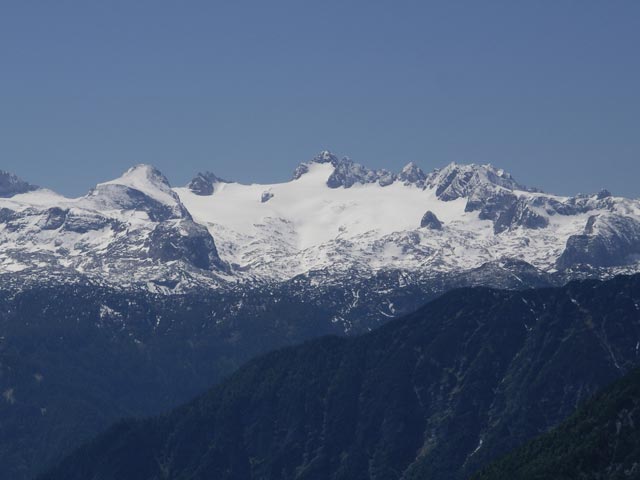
(2, 152, 640, 479)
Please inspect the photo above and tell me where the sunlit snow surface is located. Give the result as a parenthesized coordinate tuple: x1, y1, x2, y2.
(176, 162, 595, 279)
(1, 160, 639, 288)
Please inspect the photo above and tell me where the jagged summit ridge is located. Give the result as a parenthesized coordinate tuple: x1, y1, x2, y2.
(293, 150, 411, 188)
(291, 151, 533, 195)
(173, 152, 640, 283)
(425, 161, 537, 201)
(0, 170, 39, 197)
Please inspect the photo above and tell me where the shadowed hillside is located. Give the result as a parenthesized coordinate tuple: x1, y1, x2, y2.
(40, 275, 640, 480)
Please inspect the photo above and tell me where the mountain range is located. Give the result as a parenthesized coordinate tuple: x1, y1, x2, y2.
(2, 151, 640, 298)
(2, 153, 640, 479)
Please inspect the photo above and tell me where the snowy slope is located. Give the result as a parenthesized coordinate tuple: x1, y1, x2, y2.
(175, 155, 640, 281)
(0, 165, 227, 289)
(176, 162, 478, 277)
(1, 152, 639, 290)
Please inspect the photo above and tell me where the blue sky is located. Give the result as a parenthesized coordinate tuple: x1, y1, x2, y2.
(1, 1, 639, 197)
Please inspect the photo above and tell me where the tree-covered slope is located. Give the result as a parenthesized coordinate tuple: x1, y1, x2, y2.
(474, 367, 640, 480)
(0, 265, 545, 480)
(0, 283, 362, 480)
(40, 275, 640, 480)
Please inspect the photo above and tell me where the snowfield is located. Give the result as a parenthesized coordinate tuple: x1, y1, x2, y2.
(176, 161, 596, 279)
(0, 152, 639, 290)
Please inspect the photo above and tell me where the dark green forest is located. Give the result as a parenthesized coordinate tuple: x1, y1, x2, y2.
(475, 367, 640, 479)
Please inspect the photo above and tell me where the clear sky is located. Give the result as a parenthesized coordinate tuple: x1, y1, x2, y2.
(1, 1, 639, 197)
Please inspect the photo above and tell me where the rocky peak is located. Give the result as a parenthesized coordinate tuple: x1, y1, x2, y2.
(312, 150, 340, 165)
(291, 163, 310, 180)
(426, 162, 532, 201)
(326, 158, 398, 188)
(398, 162, 427, 186)
(557, 213, 640, 269)
(88, 165, 188, 221)
(0, 170, 39, 198)
(293, 152, 401, 188)
(101, 164, 175, 195)
(187, 172, 229, 196)
(292, 151, 340, 180)
(420, 211, 442, 230)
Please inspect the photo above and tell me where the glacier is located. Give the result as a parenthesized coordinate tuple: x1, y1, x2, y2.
(1, 152, 639, 292)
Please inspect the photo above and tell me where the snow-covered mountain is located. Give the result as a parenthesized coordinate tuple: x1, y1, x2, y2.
(0, 165, 228, 289)
(1, 152, 639, 292)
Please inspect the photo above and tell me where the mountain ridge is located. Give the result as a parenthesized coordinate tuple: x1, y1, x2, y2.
(1, 152, 639, 295)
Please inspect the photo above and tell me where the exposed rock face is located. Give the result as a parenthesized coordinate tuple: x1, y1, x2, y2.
(506, 201, 548, 232)
(40, 208, 68, 230)
(420, 210, 442, 230)
(0, 170, 38, 197)
(292, 151, 338, 180)
(261, 191, 274, 203)
(377, 169, 396, 186)
(291, 163, 310, 180)
(187, 172, 228, 196)
(557, 214, 640, 269)
(312, 150, 339, 164)
(148, 220, 226, 271)
(294, 151, 403, 188)
(331, 163, 391, 188)
(470, 191, 548, 234)
(398, 162, 427, 187)
(88, 165, 190, 221)
(90, 183, 188, 222)
(425, 162, 533, 202)
(294, 154, 531, 195)
(327, 158, 384, 188)
(61, 211, 119, 234)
